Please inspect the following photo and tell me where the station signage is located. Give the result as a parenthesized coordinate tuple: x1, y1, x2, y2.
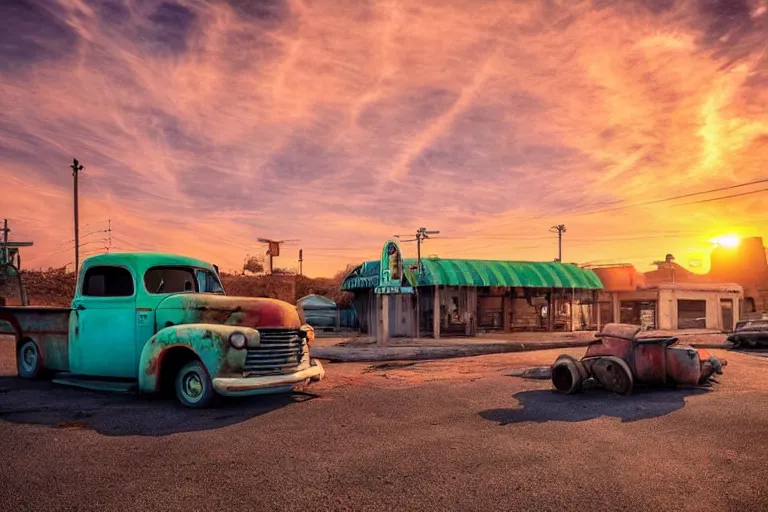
(374, 240, 414, 295)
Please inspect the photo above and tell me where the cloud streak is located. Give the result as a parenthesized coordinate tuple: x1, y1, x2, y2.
(1, 0, 767, 276)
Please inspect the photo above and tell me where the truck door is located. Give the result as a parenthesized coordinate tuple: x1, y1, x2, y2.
(70, 265, 137, 378)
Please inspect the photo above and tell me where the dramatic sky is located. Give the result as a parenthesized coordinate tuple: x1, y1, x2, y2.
(2, 0, 767, 277)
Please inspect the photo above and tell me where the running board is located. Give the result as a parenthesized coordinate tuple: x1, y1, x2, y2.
(52, 375, 138, 394)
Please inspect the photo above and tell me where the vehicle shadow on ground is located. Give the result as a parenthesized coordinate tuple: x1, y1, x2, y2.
(479, 387, 710, 425)
(0, 377, 318, 437)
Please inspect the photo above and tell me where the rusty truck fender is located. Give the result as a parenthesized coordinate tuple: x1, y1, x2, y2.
(138, 323, 260, 394)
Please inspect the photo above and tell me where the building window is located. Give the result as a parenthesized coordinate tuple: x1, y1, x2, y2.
(678, 300, 706, 329)
(620, 300, 656, 330)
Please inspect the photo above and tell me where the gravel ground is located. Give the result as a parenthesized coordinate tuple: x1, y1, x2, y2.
(1, 341, 767, 512)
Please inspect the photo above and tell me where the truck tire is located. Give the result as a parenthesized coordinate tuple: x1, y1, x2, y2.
(17, 339, 43, 379)
(175, 360, 214, 408)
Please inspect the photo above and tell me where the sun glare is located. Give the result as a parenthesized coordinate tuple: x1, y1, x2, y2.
(709, 234, 740, 248)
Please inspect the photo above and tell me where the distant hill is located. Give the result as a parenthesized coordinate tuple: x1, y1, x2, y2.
(1, 268, 352, 308)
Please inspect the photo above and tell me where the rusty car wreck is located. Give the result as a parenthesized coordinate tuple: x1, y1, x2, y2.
(727, 316, 768, 348)
(551, 323, 726, 395)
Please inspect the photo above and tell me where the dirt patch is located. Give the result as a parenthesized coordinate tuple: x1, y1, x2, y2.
(1, 335, 16, 376)
(364, 362, 419, 372)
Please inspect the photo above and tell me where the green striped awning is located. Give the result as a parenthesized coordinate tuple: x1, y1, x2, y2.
(341, 258, 603, 290)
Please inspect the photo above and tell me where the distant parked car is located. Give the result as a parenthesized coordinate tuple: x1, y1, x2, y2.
(297, 294, 338, 331)
(727, 318, 768, 348)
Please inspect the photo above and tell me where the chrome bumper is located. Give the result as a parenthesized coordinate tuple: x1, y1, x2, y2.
(212, 359, 325, 397)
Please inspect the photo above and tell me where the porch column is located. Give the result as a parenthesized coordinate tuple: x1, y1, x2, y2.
(466, 287, 477, 336)
(570, 287, 575, 332)
(433, 285, 441, 339)
(378, 294, 390, 346)
(612, 292, 620, 325)
(414, 289, 420, 339)
(595, 290, 601, 332)
(368, 288, 375, 335)
(547, 289, 554, 331)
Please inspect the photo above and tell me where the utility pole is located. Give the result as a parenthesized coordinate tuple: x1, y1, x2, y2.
(2, 219, 8, 266)
(71, 158, 84, 277)
(396, 227, 440, 274)
(550, 224, 566, 262)
(106, 219, 111, 252)
(416, 227, 440, 272)
(395, 226, 440, 339)
(298, 249, 303, 276)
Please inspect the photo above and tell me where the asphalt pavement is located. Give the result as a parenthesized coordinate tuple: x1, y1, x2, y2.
(1, 348, 768, 511)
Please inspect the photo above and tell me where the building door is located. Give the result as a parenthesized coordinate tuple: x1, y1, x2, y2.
(720, 299, 734, 332)
(443, 288, 467, 335)
(478, 296, 503, 330)
(677, 300, 706, 329)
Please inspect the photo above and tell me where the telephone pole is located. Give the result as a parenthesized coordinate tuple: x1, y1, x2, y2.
(106, 219, 112, 252)
(550, 224, 566, 262)
(395, 226, 440, 339)
(71, 158, 84, 277)
(416, 227, 440, 273)
(2, 219, 8, 266)
(396, 227, 440, 274)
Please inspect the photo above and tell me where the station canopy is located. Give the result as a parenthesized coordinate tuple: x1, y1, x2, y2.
(341, 258, 603, 290)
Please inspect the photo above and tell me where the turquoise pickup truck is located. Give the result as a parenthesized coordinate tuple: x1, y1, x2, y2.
(0, 252, 325, 408)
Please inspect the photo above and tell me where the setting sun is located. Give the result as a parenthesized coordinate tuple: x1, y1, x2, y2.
(709, 234, 741, 248)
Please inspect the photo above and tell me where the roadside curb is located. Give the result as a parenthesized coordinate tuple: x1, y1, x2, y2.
(690, 343, 733, 350)
(312, 340, 593, 363)
(313, 340, 732, 362)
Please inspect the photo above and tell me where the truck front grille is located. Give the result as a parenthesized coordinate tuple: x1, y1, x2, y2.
(244, 329, 306, 376)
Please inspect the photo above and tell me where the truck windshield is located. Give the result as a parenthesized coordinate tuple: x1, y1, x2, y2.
(144, 267, 225, 295)
(195, 269, 225, 294)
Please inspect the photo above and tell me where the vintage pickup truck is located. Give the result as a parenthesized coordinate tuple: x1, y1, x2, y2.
(0, 252, 325, 408)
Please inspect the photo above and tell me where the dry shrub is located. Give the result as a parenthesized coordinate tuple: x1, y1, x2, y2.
(1, 265, 356, 308)
(219, 273, 297, 303)
(2, 268, 77, 307)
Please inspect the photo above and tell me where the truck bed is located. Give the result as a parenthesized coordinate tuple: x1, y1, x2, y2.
(0, 306, 72, 371)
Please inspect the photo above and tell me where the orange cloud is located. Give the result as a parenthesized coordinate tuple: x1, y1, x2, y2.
(1, 0, 767, 277)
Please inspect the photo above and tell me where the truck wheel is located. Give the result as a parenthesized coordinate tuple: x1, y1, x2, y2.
(175, 360, 214, 408)
(17, 339, 43, 379)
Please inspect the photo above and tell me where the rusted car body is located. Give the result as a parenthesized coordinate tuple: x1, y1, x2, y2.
(0, 252, 325, 408)
(727, 317, 768, 348)
(551, 323, 726, 395)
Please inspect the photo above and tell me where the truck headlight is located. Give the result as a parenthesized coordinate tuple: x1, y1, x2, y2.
(229, 332, 247, 349)
(300, 325, 315, 343)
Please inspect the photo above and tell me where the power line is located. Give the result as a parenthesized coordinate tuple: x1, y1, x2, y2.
(564, 178, 768, 218)
(673, 187, 768, 206)
(455, 177, 768, 236)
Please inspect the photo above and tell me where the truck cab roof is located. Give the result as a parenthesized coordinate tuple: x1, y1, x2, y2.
(81, 252, 215, 273)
